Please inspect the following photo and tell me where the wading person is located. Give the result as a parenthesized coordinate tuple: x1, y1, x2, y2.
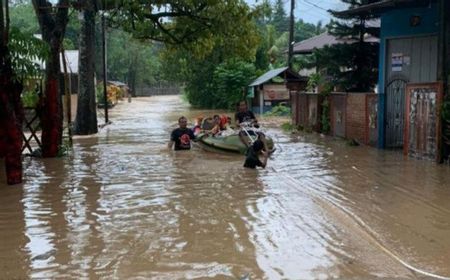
(244, 135, 269, 169)
(168, 116, 195, 150)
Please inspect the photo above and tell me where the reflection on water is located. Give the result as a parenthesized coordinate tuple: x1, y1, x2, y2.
(1, 95, 450, 279)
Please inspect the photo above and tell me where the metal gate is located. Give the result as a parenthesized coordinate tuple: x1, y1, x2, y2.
(385, 78, 408, 148)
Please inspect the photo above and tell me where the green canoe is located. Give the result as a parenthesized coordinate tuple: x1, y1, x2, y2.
(195, 132, 275, 155)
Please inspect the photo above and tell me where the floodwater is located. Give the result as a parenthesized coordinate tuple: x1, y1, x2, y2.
(1, 95, 450, 280)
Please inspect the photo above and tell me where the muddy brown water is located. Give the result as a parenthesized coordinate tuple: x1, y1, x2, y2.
(1, 95, 450, 279)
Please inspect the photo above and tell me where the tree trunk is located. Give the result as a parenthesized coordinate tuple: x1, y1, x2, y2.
(41, 48, 63, 157)
(1, 0, 23, 185)
(74, 2, 98, 135)
(33, 0, 69, 157)
(0, 75, 24, 185)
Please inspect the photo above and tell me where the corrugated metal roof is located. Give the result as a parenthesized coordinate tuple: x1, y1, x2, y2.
(108, 81, 128, 87)
(293, 32, 339, 54)
(248, 67, 288, 87)
(293, 31, 379, 54)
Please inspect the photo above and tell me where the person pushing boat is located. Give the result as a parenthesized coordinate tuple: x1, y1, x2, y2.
(168, 116, 196, 151)
(243, 135, 269, 169)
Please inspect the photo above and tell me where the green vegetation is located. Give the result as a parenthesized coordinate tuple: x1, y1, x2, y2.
(8, 0, 324, 112)
(159, 1, 324, 109)
(95, 83, 106, 105)
(323, 0, 380, 92)
(21, 90, 39, 108)
(265, 104, 291, 117)
(281, 122, 295, 132)
(306, 73, 322, 92)
(57, 140, 72, 157)
(319, 81, 333, 134)
(9, 27, 49, 80)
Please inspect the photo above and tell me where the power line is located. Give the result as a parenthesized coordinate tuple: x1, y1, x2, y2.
(302, 0, 329, 11)
(298, 3, 330, 18)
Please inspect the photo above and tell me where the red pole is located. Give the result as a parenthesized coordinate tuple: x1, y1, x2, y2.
(41, 77, 61, 157)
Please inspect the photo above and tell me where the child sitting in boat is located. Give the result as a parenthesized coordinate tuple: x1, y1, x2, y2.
(208, 115, 228, 136)
(192, 117, 204, 136)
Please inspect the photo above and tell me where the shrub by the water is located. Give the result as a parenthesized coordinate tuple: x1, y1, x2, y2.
(264, 104, 291, 117)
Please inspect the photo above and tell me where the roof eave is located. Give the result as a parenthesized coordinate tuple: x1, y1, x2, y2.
(334, 0, 433, 17)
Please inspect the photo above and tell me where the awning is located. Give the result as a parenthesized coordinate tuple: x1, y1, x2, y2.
(248, 67, 289, 87)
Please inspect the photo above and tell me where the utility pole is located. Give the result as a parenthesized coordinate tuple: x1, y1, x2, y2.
(102, 11, 109, 124)
(288, 0, 295, 69)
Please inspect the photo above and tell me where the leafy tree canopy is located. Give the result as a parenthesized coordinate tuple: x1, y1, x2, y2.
(320, 0, 380, 92)
(9, 27, 49, 79)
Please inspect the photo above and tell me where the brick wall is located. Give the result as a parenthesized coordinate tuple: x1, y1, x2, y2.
(345, 93, 367, 144)
(292, 91, 378, 146)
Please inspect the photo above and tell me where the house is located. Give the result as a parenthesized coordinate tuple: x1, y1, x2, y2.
(290, 31, 379, 143)
(292, 31, 379, 77)
(248, 67, 307, 114)
(336, 0, 450, 161)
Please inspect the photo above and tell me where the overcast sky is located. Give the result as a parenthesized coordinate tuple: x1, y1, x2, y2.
(245, 0, 346, 24)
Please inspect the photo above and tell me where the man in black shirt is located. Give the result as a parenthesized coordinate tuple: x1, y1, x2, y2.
(235, 100, 258, 127)
(244, 137, 268, 169)
(168, 116, 195, 150)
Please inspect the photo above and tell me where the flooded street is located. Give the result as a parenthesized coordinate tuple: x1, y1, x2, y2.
(1, 95, 450, 279)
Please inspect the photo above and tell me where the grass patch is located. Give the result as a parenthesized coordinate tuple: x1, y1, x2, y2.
(281, 122, 295, 131)
(264, 104, 291, 117)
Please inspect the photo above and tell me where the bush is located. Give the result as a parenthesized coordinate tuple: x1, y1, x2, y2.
(185, 59, 256, 110)
(21, 90, 39, 108)
(281, 122, 294, 131)
(264, 104, 291, 116)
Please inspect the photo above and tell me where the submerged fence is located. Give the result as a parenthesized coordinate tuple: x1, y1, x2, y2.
(136, 82, 182, 96)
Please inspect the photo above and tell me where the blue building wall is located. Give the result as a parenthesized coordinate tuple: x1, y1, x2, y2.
(377, 3, 439, 148)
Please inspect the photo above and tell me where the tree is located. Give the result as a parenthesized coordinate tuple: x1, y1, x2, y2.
(10, 2, 80, 50)
(294, 19, 323, 43)
(9, 2, 39, 34)
(0, 0, 23, 185)
(158, 1, 260, 109)
(1, 0, 48, 184)
(327, 0, 380, 91)
(102, 29, 161, 96)
(74, 0, 98, 135)
(213, 60, 257, 109)
(272, 0, 288, 33)
(32, 0, 70, 157)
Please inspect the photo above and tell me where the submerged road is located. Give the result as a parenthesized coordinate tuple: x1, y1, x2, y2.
(1, 95, 450, 279)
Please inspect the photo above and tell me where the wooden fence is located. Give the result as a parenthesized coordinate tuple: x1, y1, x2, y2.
(136, 83, 181, 96)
